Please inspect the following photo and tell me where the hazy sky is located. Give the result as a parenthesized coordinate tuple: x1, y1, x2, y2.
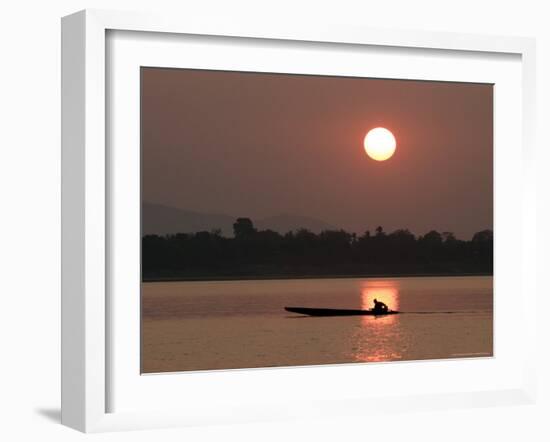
(141, 68, 493, 240)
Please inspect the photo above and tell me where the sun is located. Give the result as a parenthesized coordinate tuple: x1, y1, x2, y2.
(364, 127, 396, 161)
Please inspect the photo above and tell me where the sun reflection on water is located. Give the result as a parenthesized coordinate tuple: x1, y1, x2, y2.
(353, 279, 404, 362)
(361, 281, 400, 312)
(361, 280, 400, 327)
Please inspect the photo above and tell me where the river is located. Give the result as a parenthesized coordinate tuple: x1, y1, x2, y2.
(141, 275, 492, 373)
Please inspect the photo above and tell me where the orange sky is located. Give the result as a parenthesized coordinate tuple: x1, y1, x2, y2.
(141, 68, 493, 240)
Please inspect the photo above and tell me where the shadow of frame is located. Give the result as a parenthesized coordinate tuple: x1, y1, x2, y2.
(34, 408, 61, 423)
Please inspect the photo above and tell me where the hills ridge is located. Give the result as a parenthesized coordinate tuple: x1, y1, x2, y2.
(142, 202, 337, 237)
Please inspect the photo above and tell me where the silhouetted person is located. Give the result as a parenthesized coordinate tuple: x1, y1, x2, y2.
(372, 298, 388, 314)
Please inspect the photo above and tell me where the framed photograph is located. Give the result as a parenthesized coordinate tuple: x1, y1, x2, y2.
(61, 9, 538, 433)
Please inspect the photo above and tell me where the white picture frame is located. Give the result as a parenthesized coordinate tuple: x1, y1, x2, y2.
(61, 9, 538, 433)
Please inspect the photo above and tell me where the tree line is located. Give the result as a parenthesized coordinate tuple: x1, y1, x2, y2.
(142, 218, 493, 281)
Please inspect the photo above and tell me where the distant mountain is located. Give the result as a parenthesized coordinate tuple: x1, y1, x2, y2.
(142, 203, 235, 237)
(256, 214, 336, 234)
(142, 202, 337, 237)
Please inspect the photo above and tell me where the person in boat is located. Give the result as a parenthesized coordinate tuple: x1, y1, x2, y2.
(372, 298, 389, 314)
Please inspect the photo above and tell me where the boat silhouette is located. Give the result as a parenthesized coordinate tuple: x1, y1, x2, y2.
(284, 306, 399, 317)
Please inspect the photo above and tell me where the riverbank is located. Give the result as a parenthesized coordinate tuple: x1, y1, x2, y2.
(142, 271, 493, 283)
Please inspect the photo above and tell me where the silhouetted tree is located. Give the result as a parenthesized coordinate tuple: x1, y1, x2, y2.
(233, 218, 256, 238)
(442, 231, 457, 244)
(421, 230, 443, 246)
(142, 219, 493, 280)
(472, 229, 493, 243)
(471, 229, 493, 271)
(387, 229, 416, 262)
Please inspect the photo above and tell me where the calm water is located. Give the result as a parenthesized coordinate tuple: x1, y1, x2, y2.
(141, 276, 493, 373)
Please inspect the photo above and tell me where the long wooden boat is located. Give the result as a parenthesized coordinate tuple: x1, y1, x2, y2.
(284, 306, 399, 317)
